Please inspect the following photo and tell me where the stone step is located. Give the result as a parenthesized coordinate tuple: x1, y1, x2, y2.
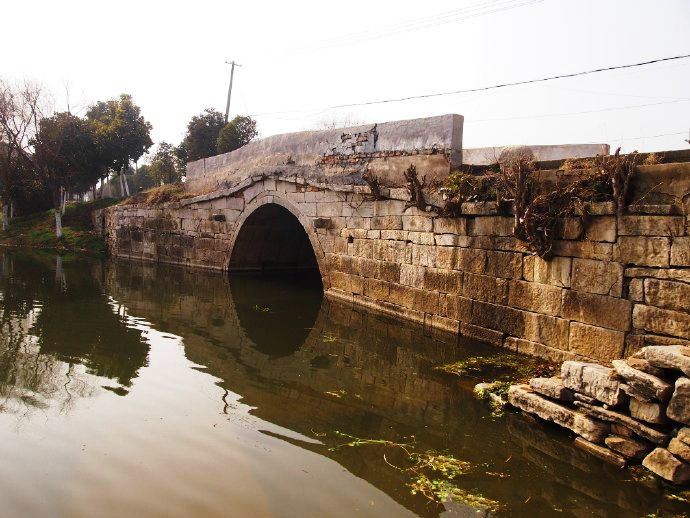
(575, 437, 626, 467)
(508, 385, 609, 443)
(573, 401, 670, 445)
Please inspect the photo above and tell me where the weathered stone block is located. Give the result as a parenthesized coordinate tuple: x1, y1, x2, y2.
(531, 256, 572, 287)
(630, 398, 667, 425)
(399, 264, 424, 287)
(634, 305, 690, 340)
(614, 237, 670, 267)
(644, 278, 690, 313)
(642, 448, 690, 484)
(671, 237, 690, 266)
(561, 361, 627, 406)
(433, 217, 467, 235)
(370, 215, 403, 230)
(618, 215, 685, 237)
(424, 267, 462, 294)
(562, 290, 632, 332)
(406, 231, 435, 245)
(628, 278, 644, 302)
(555, 217, 583, 240)
(529, 377, 574, 401)
(612, 359, 672, 402)
(402, 214, 433, 232)
(584, 216, 617, 242)
(574, 437, 626, 467)
(463, 274, 508, 304)
(434, 234, 468, 247)
(503, 337, 576, 363)
(552, 240, 613, 261)
(461, 201, 499, 215)
(644, 345, 690, 376)
(571, 258, 623, 297)
(442, 295, 473, 321)
(568, 322, 625, 362)
(363, 278, 390, 300)
(605, 435, 650, 460)
(453, 248, 486, 274)
(410, 244, 436, 267)
(468, 216, 514, 236)
(668, 438, 690, 463)
(667, 377, 690, 425)
(508, 385, 609, 443)
(484, 250, 523, 279)
(508, 280, 562, 317)
(460, 323, 505, 346)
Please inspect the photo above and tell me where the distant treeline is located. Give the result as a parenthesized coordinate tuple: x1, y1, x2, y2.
(0, 78, 257, 237)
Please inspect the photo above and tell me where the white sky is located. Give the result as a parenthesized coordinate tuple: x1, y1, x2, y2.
(3, 0, 689, 159)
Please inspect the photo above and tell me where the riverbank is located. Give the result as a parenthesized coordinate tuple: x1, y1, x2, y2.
(0, 199, 117, 254)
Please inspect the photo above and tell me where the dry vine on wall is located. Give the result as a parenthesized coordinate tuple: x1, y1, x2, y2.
(443, 148, 640, 258)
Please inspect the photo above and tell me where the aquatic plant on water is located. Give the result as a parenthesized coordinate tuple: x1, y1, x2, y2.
(328, 431, 503, 512)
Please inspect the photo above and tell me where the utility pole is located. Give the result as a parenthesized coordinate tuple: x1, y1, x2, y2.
(224, 60, 242, 124)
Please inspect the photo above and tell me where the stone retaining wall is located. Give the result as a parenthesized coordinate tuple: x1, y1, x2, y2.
(105, 159, 690, 365)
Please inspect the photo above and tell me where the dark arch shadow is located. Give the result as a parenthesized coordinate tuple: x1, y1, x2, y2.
(228, 203, 324, 357)
(229, 203, 321, 278)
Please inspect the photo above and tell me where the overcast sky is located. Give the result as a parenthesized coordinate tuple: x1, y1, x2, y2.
(3, 0, 689, 159)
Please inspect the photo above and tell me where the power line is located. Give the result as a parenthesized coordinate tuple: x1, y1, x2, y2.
(250, 53, 690, 117)
(287, 0, 543, 54)
(470, 99, 690, 123)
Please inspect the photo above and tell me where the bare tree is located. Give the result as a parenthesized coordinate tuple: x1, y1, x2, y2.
(0, 79, 48, 230)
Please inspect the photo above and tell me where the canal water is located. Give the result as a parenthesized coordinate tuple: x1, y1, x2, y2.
(0, 250, 685, 517)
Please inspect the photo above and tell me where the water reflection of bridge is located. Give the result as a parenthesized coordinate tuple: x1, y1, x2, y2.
(105, 259, 681, 518)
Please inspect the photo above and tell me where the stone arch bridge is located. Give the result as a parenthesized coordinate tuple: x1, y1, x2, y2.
(106, 115, 690, 364)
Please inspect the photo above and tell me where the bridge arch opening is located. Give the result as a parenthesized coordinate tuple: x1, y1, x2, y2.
(229, 203, 323, 287)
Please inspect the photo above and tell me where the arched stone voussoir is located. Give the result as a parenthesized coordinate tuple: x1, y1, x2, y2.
(227, 191, 331, 290)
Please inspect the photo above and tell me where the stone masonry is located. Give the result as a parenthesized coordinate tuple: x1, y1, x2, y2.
(105, 115, 690, 365)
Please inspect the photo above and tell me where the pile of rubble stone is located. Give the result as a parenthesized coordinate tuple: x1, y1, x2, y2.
(507, 345, 690, 484)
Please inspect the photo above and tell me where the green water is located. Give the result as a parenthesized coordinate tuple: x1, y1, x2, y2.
(0, 250, 684, 517)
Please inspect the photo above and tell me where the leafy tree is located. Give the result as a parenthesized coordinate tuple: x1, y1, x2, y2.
(129, 164, 156, 192)
(86, 94, 152, 197)
(217, 115, 258, 154)
(32, 112, 96, 237)
(181, 108, 225, 162)
(149, 142, 181, 185)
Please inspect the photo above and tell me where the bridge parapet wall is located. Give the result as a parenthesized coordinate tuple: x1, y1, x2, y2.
(106, 159, 690, 365)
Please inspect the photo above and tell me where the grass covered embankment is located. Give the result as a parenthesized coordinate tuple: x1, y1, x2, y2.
(0, 199, 117, 254)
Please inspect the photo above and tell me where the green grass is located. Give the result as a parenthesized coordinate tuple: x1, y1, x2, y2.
(0, 199, 117, 254)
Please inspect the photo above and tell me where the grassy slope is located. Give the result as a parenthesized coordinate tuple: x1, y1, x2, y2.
(0, 199, 117, 254)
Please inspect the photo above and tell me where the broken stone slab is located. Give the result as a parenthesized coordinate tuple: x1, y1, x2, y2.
(529, 377, 574, 401)
(508, 385, 609, 443)
(605, 434, 650, 460)
(611, 359, 673, 402)
(645, 345, 690, 376)
(630, 398, 668, 425)
(620, 383, 655, 403)
(561, 361, 627, 406)
(575, 437, 626, 467)
(574, 401, 670, 445)
(668, 437, 690, 463)
(574, 392, 598, 405)
(643, 447, 690, 484)
(667, 377, 690, 426)
(611, 423, 634, 437)
(625, 357, 665, 378)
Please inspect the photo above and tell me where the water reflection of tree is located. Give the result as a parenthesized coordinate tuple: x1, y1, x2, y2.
(0, 251, 149, 417)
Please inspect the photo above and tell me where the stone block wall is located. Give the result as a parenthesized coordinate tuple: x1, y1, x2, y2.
(106, 163, 690, 364)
